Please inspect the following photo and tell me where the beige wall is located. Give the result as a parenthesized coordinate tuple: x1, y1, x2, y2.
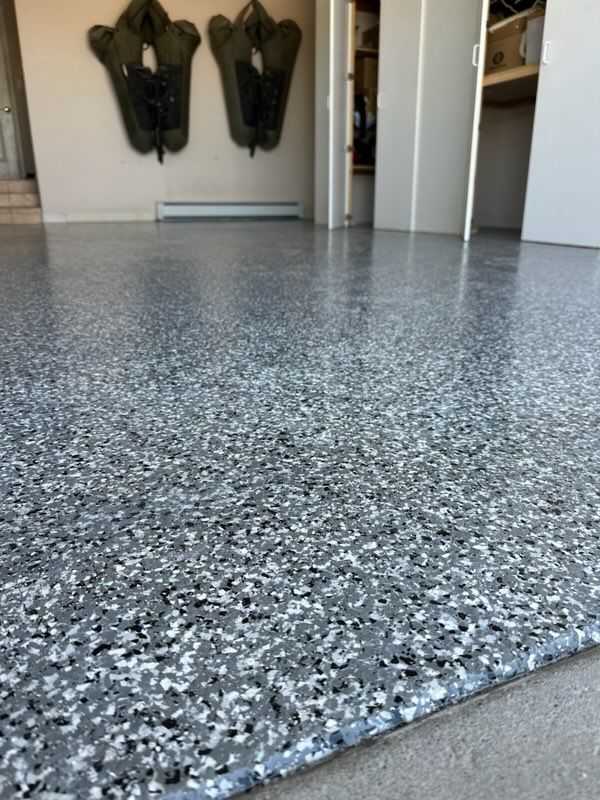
(14, 0, 315, 221)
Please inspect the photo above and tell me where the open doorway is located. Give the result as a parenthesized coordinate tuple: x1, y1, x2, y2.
(349, 0, 379, 227)
(463, 1, 548, 242)
(314, 0, 381, 231)
(0, 0, 35, 180)
(470, 4, 544, 239)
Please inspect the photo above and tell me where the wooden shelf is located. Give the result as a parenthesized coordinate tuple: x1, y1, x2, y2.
(355, 47, 379, 59)
(483, 63, 540, 88)
(354, 164, 375, 175)
(482, 63, 540, 107)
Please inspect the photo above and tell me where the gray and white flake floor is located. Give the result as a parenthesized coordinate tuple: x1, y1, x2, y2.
(0, 223, 599, 799)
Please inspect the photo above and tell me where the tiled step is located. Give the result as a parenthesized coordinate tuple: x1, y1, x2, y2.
(0, 179, 38, 194)
(0, 179, 42, 224)
(0, 208, 43, 225)
(0, 192, 40, 208)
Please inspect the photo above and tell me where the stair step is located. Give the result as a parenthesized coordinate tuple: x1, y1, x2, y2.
(0, 179, 42, 224)
(0, 179, 38, 194)
(0, 192, 40, 209)
(0, 207, 43, 225)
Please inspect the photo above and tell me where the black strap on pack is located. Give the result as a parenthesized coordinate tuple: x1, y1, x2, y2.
(233, 0, 288, 157)
(125, 61, 183, 163)
(235, 61, 285, 156)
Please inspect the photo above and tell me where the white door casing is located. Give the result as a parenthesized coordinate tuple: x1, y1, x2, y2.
(463, 0, 488, 242)
(328, 0, 351, 230)
(314, 0, 330, 226)
(314, 0, 351, 230)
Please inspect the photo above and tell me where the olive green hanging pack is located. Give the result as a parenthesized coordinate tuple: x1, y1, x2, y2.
(209, 1, 301, 156)
(244, 1, 302, 152)
(89, 0, 201, 162)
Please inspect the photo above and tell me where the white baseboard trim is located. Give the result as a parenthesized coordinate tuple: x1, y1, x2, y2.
(43, 211, 156, 224)
(43, 205, 306, 224)
(156, 202, 305, 221)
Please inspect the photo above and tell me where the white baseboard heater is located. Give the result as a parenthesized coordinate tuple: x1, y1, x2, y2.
(157, 202, 304, 221)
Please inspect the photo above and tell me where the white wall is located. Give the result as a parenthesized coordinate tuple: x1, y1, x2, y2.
(14, 0, 315, 221)
(475, 105, 535, 230)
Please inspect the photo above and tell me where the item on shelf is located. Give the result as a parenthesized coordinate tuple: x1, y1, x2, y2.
(362, 25, 379, 50)
(354, 94, 376, 136)
(367, 88, 378, 119)
(525, 10, 545, 64)
(353, 135, 377, 168)
(355, 55, 378, 93)
(486, 16, 527, 74)
(209, 1, 301, 157)
(89, 0, 200, 163)
(353, 93, 377, 168)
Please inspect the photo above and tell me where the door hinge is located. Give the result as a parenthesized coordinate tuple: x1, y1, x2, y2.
(347, 72, 355, 81)
(345, 213, 353, 221)
(345, 145, 353, 153)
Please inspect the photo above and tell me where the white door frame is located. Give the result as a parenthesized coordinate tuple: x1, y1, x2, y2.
(315, 0, 352, 230)
(463, 0, 488, 242)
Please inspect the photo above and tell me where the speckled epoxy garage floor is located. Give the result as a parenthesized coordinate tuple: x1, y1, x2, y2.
(0, 223, 599, 800)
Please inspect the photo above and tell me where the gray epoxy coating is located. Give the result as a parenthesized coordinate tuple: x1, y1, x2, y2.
(0, 223, 599, 799)
(250, 646, 600, 800)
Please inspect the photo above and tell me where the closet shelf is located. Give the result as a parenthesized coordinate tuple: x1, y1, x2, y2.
(483, 63, 540, 88)
(355, 47, 379, 59)
(482, 63, 540, 107)
(354, 164, 375, 175)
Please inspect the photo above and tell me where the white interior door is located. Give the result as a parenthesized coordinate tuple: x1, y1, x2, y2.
(522, 0, 600, 248)
(374, 0, 423, 232)
(413, 0, 482, 236)
(314, 0, 351, 229)
(463, 0, 488, 242)
(0, 0, 21, 179)
(373, 0, 481, 235)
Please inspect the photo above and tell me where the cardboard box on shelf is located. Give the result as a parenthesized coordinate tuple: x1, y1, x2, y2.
(362, 24, 379, 50)
(486, 16, 527, 74)
(355, 56, 379, 93)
